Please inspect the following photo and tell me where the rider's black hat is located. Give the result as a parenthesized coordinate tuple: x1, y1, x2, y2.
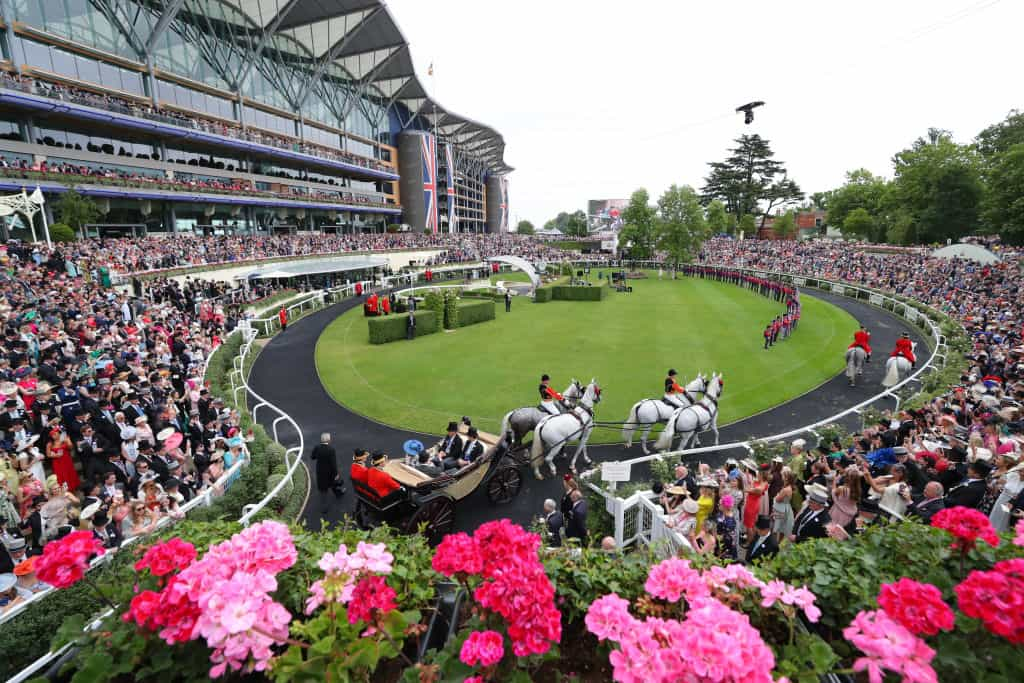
(541, 374, 550, 382)
(668, 369, 677, 376)
(467, 427, 478, 438)
(901, 332, 910, 338)
(446, 421, 458, 433)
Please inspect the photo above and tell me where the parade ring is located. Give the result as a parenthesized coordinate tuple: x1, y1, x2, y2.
(314, 270, 857, 442)
(248, 280, 926, 533)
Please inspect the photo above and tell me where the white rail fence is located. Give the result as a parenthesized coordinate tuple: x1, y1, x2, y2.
(577, 267, 953, 549)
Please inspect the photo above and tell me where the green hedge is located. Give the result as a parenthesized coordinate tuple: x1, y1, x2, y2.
(367, 310, 438, 344)
(535, 287, 553, 303)
(455, 299, 495, 327)
(551, 285, 607, 301)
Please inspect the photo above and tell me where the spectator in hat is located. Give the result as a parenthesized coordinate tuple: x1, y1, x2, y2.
(350, 449, 370, 487)
(1, 535, 27, 573)
(791, 484, 831, 543)
(745, 516, 778, 563)
(0, 572, 22, 613)
(366, 451, 401, 500)
(565, 489, 589, 545)
(456, 427, 484, 468)
(19, 494, 47, 552)
(743, 466, 770, 542)
(772, 468, 796, 542)
(944, 460, 990, 509)
(864, 461, 911, 517)
(437, 421, 463, 470)
(13, 556, 49, 597)
(715, 494, 739, 561)
(990, 450, 1024, 531)
(120, 498, 159, 541)
(311, 432, 343, 515)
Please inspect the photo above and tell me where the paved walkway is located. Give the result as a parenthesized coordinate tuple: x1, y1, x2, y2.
(247, 288, 927, 533)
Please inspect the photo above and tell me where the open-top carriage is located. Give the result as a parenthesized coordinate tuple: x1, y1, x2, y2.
(352, 424, 523, 544)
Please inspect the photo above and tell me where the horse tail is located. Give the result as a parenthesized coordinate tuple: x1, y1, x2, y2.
(655, 411, 677, 451)
(499, 410, 514, 442)
(846, 348, 858, 381)
(622, 402, 641, 445)
(882, 358, 900, 388)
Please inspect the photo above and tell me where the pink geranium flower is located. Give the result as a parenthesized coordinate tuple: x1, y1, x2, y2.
(645, 557, 709, 603)
(460, 630, 505, 667)
(843, 609, 938, 683)
(877, 578, 954, 636)
(34, 530, 104, 589)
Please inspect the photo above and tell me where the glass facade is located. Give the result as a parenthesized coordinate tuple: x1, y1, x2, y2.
(16, 37, 145, 95)
(33, 126, 156, 159)
(156, 80, 235, 120)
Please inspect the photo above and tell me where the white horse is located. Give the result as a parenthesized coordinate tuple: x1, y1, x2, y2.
(654, 374, 724, 452)
(622, 373, 707, 454)
(529, 380, 602, 480)
(882, 342, 917, 388)
(845, 347, 867, 386)
(498, 380, 583, 449)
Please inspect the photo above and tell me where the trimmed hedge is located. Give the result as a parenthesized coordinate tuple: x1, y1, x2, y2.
(367, 310, 438, 344)
(551, 285, 608, 301)
(535, 287, 553, 303)
(456, 299, 495, 327)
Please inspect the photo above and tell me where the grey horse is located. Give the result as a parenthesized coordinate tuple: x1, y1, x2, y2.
(499, 379, 582, 450)
(845, 346, 867, 386)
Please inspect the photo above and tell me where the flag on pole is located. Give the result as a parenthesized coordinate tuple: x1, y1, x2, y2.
(421, 134, 438, 233)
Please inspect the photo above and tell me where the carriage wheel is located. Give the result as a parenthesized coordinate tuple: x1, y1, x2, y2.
(507, 443, 531, 466)
(487, 466, 523, 505)
(405, 496, 455, 545)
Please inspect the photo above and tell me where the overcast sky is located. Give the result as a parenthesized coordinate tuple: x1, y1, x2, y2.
(386, 0, 1019, 228)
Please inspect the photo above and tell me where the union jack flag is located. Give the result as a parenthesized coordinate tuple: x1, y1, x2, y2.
(421, 134, 438, 233)
(445, 143, 455, 233)
(499, 176, 509, 231)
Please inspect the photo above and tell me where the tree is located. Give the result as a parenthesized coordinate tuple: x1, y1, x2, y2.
(701, 134, 804, 228)
(563, 210, 588, 237)
(982, 143, 1024, 244)
(54, 190, 100, 237)
(889, 129, 983, 244)
(738, 214, 757, 237)
(657, 185, 708, 270)
(619, 189, 658, 259)
(48, 223, 76, 242)
(810, 190, 833, 211)
(705, 200, 730, 235)
(842, 208, 875, 239)
(772, 210, 796, 240)
(516, 220, 535, 235)
(975, 110, 1024, 161)
(824, 169, 891, 241)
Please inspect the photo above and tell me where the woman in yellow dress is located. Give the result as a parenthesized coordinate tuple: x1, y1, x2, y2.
(695, 478, 719, 532)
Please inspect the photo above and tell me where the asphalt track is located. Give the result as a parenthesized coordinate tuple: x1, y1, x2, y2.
(248, 288, 927, 534)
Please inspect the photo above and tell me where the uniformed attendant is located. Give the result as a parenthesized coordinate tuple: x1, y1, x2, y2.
(366, 451, 401, 499)
(350, 448, 370, 487)
(891, 332, 916, 367)
(538, 374, 563, 417)
(664, 369, 686, 408)
(849, 325, 872, 361)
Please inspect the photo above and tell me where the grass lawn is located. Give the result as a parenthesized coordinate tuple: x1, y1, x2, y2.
(489, 271, 533, 285)
(315, 271, 858, 442)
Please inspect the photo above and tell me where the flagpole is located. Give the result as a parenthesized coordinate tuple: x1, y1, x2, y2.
(430, 60, 441, 233)
(22, 188, 37, 243)
(34, 186, 51, 249)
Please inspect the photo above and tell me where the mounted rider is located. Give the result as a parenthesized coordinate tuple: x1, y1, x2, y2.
(891, 332, 916, 367)
(849, 325, 873, 361)
(664, 369, 688, 408)
(538, 374, 565, 416)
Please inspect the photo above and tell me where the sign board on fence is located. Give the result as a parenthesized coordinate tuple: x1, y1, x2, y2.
(904, 306, 918, 322)
(601, 461, 632, 482)
(869, 293, 885, 306)
(831, 283, 845, 295)
(793, 277, 806, 286)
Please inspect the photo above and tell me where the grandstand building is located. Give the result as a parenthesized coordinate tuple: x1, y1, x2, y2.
(0, 0, 511, 236)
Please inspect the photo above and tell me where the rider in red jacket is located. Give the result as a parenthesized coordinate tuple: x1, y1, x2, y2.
(891, 332, 916, 366)
(848, 325, 872, 361)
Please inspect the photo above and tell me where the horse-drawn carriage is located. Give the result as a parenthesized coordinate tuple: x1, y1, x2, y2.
(352, 424, 523, 544)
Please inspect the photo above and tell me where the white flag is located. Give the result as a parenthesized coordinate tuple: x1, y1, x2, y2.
(29, 186, 45, 205)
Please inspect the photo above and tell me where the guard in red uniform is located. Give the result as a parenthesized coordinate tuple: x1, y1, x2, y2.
(849, 325, 872, 361)
(355, 281, 363, 297)
(763, 323, 773, 349)
(278, 307, 288, 331)
(367, 293, 379, 315)
(350, 448, 370, 486)
(381, 295, 391, 315)
(891, 332, 916, 366)
(538, 374, 564, 416)
(366, 451, 401, 499)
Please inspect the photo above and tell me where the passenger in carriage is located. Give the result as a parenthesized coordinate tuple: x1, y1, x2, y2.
(350, 448, 370, 486)
(366, 451, 401, 498)
(404, 439, 443, 477)
(454, 427, 484, 468)
(437, 421, 464, 470)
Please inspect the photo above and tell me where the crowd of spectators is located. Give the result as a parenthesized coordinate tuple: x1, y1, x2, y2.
(0, 242, 267, 613)
(637, 236, 1024, 563)
(0, 73, 394, 174)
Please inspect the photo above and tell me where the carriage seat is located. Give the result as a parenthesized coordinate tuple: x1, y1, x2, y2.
(352, 478, 406, 512)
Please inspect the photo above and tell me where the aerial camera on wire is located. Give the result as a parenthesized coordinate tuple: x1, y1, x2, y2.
(735, 101, 765, 124)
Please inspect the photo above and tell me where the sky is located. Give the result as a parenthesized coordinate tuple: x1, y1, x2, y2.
(386, 0, 1021, 229)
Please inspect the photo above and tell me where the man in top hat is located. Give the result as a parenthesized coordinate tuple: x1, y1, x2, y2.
(91, 510, 122, 549)
(437, 421, 464, 470)
(944, 460, 989, 509)
(791, 484, 831, 543)
(366, 451, 401, 500)
(1, 535, 27, 574)
(538, 375, 564, 417)
(848, 324, 873, 362)
(664, 369, 687, 408)
(890, 331, 916, 367)
(745, 516, 779, 563)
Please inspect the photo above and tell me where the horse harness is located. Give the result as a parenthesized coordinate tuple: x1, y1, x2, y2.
(680, 395, 718, 429)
